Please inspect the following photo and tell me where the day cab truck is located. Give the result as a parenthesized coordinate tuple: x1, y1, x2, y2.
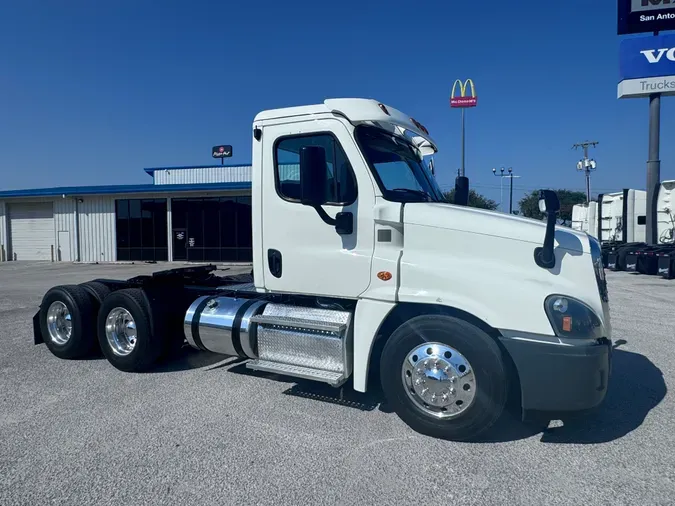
(32, 98, 612, 441)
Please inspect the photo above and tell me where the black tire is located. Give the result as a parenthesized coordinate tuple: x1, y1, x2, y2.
(39, 285, 98, 359)
(97, 288, 164, 372)
(380, 314, 508, 442)
(80, 281, 111, 305)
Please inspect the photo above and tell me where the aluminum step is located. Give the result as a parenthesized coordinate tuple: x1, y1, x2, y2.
(246, 359, 346, 386)
(249, 315, 346, 334)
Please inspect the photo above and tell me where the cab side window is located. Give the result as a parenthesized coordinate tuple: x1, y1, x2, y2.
(275, 133, 357, 205)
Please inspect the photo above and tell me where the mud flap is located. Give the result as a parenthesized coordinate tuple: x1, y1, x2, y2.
(33, 310, 44, 345)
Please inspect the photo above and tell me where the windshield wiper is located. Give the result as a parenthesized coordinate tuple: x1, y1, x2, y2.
(390, 188, 432, 201)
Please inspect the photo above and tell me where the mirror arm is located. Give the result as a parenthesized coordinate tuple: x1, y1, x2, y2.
(313, 206, 336, 226)
(534, 211, 557, 269)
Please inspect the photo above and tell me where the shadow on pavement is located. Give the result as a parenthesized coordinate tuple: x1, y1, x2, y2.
(539, 347, 666, 444)
(156, 342, 666, 444)
(151, 346, 237, 373)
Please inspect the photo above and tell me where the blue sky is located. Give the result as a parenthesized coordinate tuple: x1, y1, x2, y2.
(1, 0, 674, 209)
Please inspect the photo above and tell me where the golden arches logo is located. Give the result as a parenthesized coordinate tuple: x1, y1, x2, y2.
(450, 79, 477, 108)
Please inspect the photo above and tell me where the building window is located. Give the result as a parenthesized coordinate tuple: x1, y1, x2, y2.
(274, 133, 357, 204)
(115, 199, 168, 261)
(171, 196, 252, 262)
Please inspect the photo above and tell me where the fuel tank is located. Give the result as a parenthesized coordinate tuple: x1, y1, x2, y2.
(183, 296, 267, 358)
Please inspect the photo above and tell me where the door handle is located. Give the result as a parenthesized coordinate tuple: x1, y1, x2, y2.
(268, 249, 282, 278)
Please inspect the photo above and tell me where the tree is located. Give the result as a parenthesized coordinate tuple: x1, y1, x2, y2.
(443, 189, 498, 210)
(518, 189, 587, 226)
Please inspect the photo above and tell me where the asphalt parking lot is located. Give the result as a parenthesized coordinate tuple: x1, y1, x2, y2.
(0, 262, 673, 505)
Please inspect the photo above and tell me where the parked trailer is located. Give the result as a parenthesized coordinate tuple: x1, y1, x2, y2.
(595, 189, 646, 244)
(31, 99, 612, 442)
(607, 181, 675, 277)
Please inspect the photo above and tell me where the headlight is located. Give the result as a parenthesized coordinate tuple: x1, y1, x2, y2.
(588, 235, 608, 302)
(544, 295, 604, 340)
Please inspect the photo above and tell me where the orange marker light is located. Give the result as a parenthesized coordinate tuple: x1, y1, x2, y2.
(377, 271, 392, 281)
(562, 316, 572, 332)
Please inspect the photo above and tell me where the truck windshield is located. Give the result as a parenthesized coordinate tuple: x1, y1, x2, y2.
(355, 125, 446, 203)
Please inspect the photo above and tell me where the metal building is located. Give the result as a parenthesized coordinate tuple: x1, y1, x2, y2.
(0, 164, 254, 263)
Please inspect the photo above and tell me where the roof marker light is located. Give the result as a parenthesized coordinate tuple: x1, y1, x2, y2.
(410, 118, 429, 135)
(378, 103, 390, 116)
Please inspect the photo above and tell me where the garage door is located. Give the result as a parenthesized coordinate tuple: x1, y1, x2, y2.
(9, 202, 55, 261)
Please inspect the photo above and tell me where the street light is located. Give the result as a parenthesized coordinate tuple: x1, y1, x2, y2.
(492, 167, 520, 214)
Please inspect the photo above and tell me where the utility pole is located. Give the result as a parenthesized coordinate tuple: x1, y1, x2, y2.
(492, 167, 520, 213)
(573, 141, 598, 203)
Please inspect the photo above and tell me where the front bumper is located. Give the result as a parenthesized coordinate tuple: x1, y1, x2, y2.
(499, 334, 612, 413)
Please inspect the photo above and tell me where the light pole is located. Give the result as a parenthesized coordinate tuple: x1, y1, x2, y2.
(573, 141, 598, 203)
(492, 167, 520, 214)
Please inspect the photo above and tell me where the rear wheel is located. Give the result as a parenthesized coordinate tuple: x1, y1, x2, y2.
(80, 281, 111, 305)
(97, 288, 164, 372)
(39, 285, 98, 359)
(380, 314, 508, 441)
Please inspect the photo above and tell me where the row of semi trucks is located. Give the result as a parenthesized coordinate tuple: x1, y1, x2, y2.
(571, 180, 675, 278)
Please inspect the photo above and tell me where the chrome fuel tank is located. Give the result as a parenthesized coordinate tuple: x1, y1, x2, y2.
(184, 296, 267, 358)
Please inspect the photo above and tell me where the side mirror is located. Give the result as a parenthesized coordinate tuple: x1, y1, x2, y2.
(299, 146, 328, 207)
(538, 189, 560, 214)
(534, 189, 560, 270)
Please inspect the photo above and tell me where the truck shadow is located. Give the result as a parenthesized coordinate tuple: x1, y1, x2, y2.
(537, 346, 666, 444)
(158, 344, 666, 444)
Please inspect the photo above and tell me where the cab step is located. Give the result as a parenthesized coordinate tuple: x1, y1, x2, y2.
(246, 359, 346, 386)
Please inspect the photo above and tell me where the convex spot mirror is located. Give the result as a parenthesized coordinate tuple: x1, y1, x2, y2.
(538, 189, 560, 214)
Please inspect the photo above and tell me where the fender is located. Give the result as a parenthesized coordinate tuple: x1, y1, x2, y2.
(352, 299, 395, 392)
(351, 298, 499, 393)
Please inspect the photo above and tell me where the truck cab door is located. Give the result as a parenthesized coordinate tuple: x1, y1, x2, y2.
(260, 118, 375, 298)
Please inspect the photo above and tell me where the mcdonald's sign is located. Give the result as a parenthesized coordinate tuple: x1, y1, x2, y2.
(450, 79, 477, 108)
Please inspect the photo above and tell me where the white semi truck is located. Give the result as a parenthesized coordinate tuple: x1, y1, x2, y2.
(32, 99, 612, 441)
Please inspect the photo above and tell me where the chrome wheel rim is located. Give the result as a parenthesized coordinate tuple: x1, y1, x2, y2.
(105, 307, 137, 356)
(402, 342, 477, 419)
(46, 301, 72, 345)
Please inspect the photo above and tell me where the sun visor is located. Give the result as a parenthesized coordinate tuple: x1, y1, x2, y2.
(324, 98, 438, 154)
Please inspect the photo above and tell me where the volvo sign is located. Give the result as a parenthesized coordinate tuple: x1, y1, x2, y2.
(620, 33, 675, 79)
(619, 34, 675, 97)
(618, 0, 675, 34)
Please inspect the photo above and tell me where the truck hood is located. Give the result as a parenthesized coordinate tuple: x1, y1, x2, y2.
(404, 202, 590, 254)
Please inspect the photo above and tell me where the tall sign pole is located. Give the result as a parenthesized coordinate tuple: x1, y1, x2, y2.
(450, 79, 477, 206)
(648, 80, 661, 245)
(618, 0, 675, 244)
(460, 108, 465, 177)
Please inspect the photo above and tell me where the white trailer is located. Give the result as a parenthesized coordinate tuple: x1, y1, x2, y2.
(31, 99, 612, 441)
(656, 180, 675, 244)
(598, 190, 646, 243)
(572, 201, 597, 236)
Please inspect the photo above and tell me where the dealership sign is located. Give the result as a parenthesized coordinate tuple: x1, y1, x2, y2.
(450, 79, 477, 108)
(620, 33, 675, 79)
(212, 145, 232, 158)
(618, 0, 675, 35)
(618, 75, 675, 97)
(619, 34, 675, 97)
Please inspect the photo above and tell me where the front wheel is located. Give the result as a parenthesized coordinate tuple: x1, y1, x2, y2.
(380, 314, 508, 441)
